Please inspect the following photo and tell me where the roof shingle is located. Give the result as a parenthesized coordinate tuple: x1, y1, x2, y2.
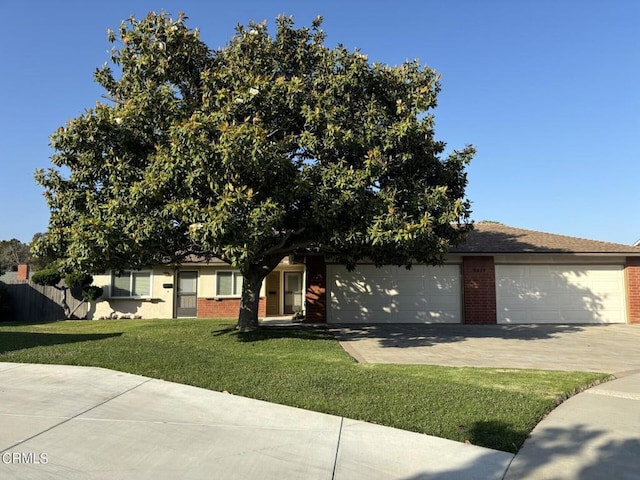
(451, 223, 640, 255)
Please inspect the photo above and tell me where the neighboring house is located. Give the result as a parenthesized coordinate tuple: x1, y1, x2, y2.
(91, 223, 640, 325)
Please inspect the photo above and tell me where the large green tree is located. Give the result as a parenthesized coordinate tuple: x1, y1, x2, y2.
(36, 12, 474, 330)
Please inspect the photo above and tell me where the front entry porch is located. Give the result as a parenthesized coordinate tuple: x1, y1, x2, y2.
(265, 270, 304, 317)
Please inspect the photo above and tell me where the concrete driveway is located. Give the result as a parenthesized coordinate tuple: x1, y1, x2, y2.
(332, 324, 640, 374)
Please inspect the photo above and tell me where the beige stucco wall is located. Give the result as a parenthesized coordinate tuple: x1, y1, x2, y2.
(197, 268, 216, 298)
(188, 264, 304, 300)
(89, 261, 307, 319)
(91, 267, 176, 319)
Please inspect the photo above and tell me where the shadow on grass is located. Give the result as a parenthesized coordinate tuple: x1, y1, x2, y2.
(467, 419, 529, 454)
(212, 325, 334, 343)
(0, 319, 69, 326)
(0, 331, 123, 354)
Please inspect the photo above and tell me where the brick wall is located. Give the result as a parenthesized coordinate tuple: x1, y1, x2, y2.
(625, 257, 640, 324)
(17, 264, 29, 281)
(305, 256, 326, 323)
(197, 297, 266, 319)
(462, 256, 497, 324)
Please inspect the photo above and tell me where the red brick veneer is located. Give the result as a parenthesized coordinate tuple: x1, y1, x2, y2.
(625, 257, 640, 324)
(197, 297, 266, 319)
(17, 264, 29, 281)
(462, 256, 497, 324)
(305, 256, 326, 323)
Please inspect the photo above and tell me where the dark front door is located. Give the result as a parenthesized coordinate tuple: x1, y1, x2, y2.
(176, 271, 198, 317)
(266, 272, 280, 316)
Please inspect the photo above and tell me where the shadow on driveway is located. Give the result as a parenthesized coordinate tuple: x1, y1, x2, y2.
(332, 323, 586, 348)
(0, 331, 123, 355)
(331, 324, 640, 373)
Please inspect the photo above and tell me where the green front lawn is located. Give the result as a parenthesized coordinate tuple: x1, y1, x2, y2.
(0, 318, 608, 453)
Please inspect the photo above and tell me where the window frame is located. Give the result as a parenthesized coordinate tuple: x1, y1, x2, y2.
(110, 270, 153, 298)
(215, 270, 243, 298)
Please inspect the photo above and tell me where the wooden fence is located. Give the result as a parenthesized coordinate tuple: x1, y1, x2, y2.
(0, 272, 87, 322)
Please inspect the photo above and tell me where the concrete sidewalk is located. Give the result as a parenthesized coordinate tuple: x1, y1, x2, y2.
(505, 373, 640, 480)
(2, 362, 639, 479)
(0, 362, 511, 479)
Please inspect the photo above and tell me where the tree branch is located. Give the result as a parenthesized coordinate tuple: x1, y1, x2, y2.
(261, 228, 307, 257)
(100, 93, 126, 105)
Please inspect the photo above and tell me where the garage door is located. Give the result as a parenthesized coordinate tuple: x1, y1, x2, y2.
(327, 264, 461, 323)
(496, 265, 627, 324)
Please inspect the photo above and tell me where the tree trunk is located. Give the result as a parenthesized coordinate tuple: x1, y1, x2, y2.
(236, 271, 266, 332)
(60, 287, 72, 319)
(235, 256, 284, 331)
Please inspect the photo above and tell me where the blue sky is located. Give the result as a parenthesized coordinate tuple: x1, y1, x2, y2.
(1, 1, 638, 244)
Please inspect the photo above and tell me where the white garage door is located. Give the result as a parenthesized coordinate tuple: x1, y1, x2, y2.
(496, 265, 627, 324)
(327, 264, 461, 324)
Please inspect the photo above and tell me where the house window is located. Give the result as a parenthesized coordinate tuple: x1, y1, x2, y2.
(216, 271, 243, 297)
(112, 271, 152, 298)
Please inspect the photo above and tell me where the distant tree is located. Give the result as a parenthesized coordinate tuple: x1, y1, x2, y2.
(0, 239, 31, 273)
(35, 12, 474, 331)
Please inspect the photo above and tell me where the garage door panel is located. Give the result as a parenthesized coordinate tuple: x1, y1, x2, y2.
(497, 265, 626, 324)
(427, 277, 459, 292)
(395, 296, 459, 310)
(328, 264, 461, 324)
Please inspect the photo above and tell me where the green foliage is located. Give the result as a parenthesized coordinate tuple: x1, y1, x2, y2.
(29, 233, 57, 271)
(31, 267, 62, 287)
(30, 263, 101, 319)
(35, 12, 475, 326)
(64, 272, 93, 289)
(82, 285, 104, 301)
(31, 264, 99, 299)
(0, 282, 12, 322)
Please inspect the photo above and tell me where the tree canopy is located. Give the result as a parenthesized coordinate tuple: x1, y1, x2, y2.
(36, 12, 475, 329)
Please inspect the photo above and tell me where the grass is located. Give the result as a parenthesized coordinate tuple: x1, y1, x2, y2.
(0, 318, 608, 453)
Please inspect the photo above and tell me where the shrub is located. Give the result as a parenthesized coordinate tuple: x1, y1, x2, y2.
(82, 285, 103, 301)
(31, 268, 62, 286)
(65, 272, 93, 288)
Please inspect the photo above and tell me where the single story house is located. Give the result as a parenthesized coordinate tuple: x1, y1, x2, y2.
(91, 223, 640, 324)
